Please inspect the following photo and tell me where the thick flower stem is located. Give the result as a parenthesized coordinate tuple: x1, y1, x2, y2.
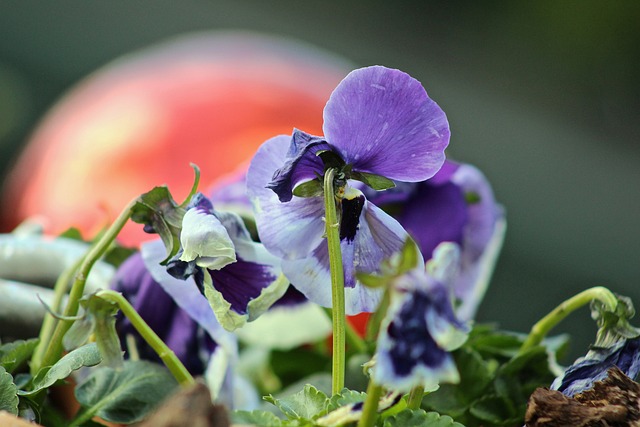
(97, 290, 195, 386)
(407, 385, 425, 410)
(324, 168, 346, 395)
(38, 199, 137, 371)
(357, 380, 383, 427)
(518, 286, 618, 355)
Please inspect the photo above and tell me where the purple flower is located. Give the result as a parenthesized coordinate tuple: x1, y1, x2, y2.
(373, 258, 468, 392)
(163, 192, 288, 331)
(365, 160, 505, 321)
(551, 337, 640, 397)
(247, 66, 449, 314)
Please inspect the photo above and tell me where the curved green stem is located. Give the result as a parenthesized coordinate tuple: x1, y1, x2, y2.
(30, 257, 84, 375)
(323, 308, 368, 354)
(518, 286, 618, 355)
(97, 290, 194, 386)
(324, 168, 346, 395)
(357, 380, 383, 427)
(39, 199, 136, 370)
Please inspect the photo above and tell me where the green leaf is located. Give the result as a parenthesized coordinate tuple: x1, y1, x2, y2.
(351, 171, 396, 191)
(22, 343, 102, 396)
(231, 410, 283, 426)
(130, 186, 186, 264)
(293, 179, 324, 198)
(326, 388, 367, 412)
(74, 360, 178, 424)
(0, 366, 19, 415)
(0, 338, 39, 373)
(383, 409, 465, 427)
(265, 384, 329, 420)
(469, 394, 519, 426)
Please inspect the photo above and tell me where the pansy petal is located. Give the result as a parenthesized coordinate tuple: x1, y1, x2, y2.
(247, 134, 327, 260)
(374, 288, 461, 392)
(266, 129, 331, 202)
(450, 163, 506, 320)
(141, 240, 236, 353)
(323, 66, 449, 181)
(179, 206, 236, 270)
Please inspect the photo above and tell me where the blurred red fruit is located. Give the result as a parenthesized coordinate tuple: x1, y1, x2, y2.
(1, 32, 348, 246)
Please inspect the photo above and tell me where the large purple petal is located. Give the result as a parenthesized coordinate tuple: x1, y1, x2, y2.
(247, 135, 326, 260)
(323, 66, 449, 181)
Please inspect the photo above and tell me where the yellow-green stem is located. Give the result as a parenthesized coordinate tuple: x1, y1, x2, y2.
(324, 168, 346, 395)
(39, 199, 136, 369)
(30, 257, 84, 375)
(407, 385, 425, 410)
(357, 380, 383, 427)
(518, 286, 618, 355)
(97, 290, 194, 386)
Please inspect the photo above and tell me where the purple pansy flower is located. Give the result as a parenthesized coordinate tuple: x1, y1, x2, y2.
(164, 192, 289, 331)
(364, 159, 505, 321)
(373, 245, 469, 392)
(551, 337, 640, 397)
(247, 66, 449, 314)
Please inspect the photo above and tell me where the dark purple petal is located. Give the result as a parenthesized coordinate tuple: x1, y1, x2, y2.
(266, 129, 331, 202)
(323, 66, 449, 182)
(271, 284, 308, 308)
(553, 337, 640, 397)
(209, 256, 279, 315)
(374, 278, 465, 392)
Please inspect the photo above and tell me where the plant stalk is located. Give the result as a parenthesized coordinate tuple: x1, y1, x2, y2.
(38, 199, 136, 370)
(518, 286, 618, 355)
(97, 290, 194, 386)
(324, 168, 346, 395)
(357, 380, 383, 427)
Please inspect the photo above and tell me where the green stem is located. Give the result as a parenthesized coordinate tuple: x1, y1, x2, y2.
(322, 308, 368, 354)
(518, 286, 618, 355)
(97, 290, 194, 386)
(39, 199, 136, 370)
(407, 385, 425, 410)
(357, 380, 383, 427)
(31, 257, 84, 375)
(366, 286, 391, 342)
(324, 168, 346, 395)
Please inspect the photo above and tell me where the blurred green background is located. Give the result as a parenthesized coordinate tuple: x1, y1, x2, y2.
(0, 0, 638, 360)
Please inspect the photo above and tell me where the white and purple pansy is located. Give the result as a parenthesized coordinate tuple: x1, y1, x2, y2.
(364, 159, 506, 321)
(162, 192, 289, 331)
(247, 65, 449, 314)
(374, 245, 469, 392)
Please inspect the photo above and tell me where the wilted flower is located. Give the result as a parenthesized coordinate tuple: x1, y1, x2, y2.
(365, 159, 505, 321)
(247, 65, 449, 314)
(164, 192, 288, 331)
(373, 244, 469, 392)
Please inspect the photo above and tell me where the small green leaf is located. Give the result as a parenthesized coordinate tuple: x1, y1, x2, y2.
(130, 186, 186, 264)
(326, 388, 367, 412)
(74, 360, 178, 424)
(0, 338, 39, 373)
(0, 366, 19, 415)
(351, 171, 396, 191)
(396, 237, 420, 275)
(231, 410, 283, 426)
(22, 343, 102, 396)
(293, 179, 324, 198)
(356, 272, 391, 289)
(384, 409, 465, 427)
(265, 384, 329, 420)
